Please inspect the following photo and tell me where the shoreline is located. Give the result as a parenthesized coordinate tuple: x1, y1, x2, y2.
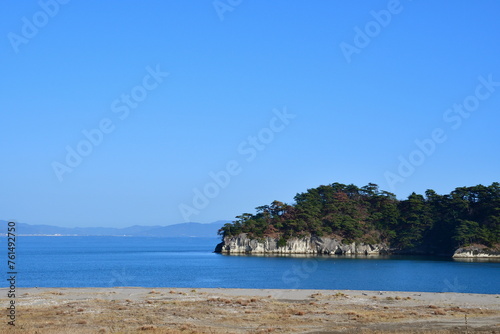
(2, 287, 499, 333)
(216, 235, 500, 259)
(5, 286, 500, 296)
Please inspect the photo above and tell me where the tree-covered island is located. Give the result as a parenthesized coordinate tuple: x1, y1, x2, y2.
(216, 182, 500, 257)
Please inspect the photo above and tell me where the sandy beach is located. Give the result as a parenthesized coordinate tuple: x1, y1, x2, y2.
(1, 287, 499, 333)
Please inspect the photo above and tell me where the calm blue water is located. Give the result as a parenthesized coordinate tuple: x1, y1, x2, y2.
(6, 237, 500, 294)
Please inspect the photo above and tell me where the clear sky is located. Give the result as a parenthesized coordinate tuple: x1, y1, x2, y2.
(1, 0, 499, 228)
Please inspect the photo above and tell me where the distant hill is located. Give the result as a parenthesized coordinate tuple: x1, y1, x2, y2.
(0, 220, 228, 237)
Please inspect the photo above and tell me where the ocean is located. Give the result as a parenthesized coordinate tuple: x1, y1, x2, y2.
(7, 236, 500, 294)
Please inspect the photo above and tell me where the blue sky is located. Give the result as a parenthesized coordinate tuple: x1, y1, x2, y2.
(1, 0, 499, 228)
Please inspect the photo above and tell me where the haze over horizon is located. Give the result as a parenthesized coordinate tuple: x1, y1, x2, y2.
(2, 1, 499, 228)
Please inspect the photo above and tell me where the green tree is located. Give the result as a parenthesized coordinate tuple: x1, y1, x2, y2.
(453, 220, 480, 246)
(395, 193, 432, 249)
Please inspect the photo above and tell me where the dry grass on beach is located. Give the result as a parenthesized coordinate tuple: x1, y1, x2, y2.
(1, 288, 499, 333)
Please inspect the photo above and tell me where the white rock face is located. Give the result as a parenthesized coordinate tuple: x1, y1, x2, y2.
(214, 234, 390, 255)
(452, 246, 500, 258)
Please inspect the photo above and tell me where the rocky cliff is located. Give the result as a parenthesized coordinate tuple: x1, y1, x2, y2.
(214, 234, 390, 255)
(452, 245, 500, 258)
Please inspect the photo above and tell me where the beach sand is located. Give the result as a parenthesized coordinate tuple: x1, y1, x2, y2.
(1, 287, 499, 333)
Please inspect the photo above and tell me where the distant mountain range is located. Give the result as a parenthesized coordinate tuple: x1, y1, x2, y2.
(0, 220, 229, 237)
